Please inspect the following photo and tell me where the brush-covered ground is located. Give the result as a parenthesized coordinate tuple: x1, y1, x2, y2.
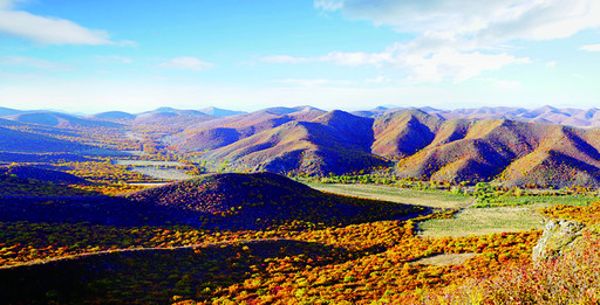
(0, 165, 598, 304)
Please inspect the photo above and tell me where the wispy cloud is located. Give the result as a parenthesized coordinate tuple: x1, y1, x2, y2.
(96, 55, 133, 64)
(275, 78, 352, 87)
(580, 44, 600, 52)
(264, 46, 529, 83)
(313, 0, 343, 11)
(0, 0, 125, 45)
(160, 56, 213, 71)
(261, 55, 311, 64)
(315, 0, 600, 43)
(301, 0, 598, 82)
(262, 52, 391, 66)
(0, 56, 64, 69)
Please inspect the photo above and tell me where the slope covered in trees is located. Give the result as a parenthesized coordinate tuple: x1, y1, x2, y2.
(127, 172, 424, 229)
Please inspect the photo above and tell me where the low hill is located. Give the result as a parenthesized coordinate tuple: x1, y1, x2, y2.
(4, 111, 121, 128)
(0, 127, 91, 153)
(0, 106, 23, 116)
(133, 108, 214, 132)
(92, 111, 136, 121)
(199, 106, 246, 117)
(0, 165, 88, 185)
(0, 152, 90, 163)
(126, 172, 424, 229)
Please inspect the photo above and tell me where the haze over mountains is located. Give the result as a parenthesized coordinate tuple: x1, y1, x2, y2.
(2, 104, 600, 187)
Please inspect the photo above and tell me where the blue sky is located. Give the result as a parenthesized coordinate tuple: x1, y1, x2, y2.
(1, 0, 600, 113)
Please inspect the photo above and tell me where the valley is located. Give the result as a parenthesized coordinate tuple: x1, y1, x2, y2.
(0, 105, 598, 304)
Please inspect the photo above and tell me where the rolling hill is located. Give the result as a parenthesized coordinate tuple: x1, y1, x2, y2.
(91, 111, 136, 121)
(199, 106, 246, 117)
(425, 106, 600, 128)
(393, 117, 600, 186)
(174, 106, 325, 152)
(133, 107, 215, 132)
(3, 111, 121, 128)
(0, 126, 91, 153)
(200, 110, 388, 174)
(168, 107, 600, 186)
(0, 165, 88, 185)
(126, 172, 424, 229)
(0, 106, 23, 117)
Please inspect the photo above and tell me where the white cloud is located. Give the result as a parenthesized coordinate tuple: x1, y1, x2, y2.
(396, 48, 530, 82)
(0, 56, 64, 69)
(265, 46, 529, 82)
(366, 75, 391, 84)
(303, 0, 598, 81)
(0, 1, 118, 45)
(546, 61, 557, 68)
(160, 56, 213, 71)
(314, 0, 344, 11)
(316, 0, 600, 43)
(580, 44, 600, 52)
(276, 78, 352, 87)
(261, 55, 311, 64)
(96, 55, 133, 64)
(484, 78, 523, 90)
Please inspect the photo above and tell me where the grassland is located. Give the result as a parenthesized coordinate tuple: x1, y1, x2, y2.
(418, 206, 545, 237)
(306, 183, 471, 209)
(306, 182, 595, 238)
(473, 194, 596, 208)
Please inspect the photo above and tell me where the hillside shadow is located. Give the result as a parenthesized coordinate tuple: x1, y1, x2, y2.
(0, 195, 206, 227)
(0, 239, 351, 305)
(0, 182, 430, 230)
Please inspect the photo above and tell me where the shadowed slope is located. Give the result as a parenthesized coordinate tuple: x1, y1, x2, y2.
(372, 110, 444, 158)
(0, 127, 91, 153)
(126, 172, 425, 229)
(201, 111, 387, 174)
(0, 165, 88, 185)
(0, 240, 352, 305)
(174, 106, 325, 152)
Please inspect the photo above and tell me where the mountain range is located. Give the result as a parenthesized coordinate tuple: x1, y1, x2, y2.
(2, 105, 600, 187)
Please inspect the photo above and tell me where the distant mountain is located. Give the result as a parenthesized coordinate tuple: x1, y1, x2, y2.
(92, 111, 136, 121)
(199, 107, 246, 117)
(174, 106, 325, 152)
(424, 106, 600, 128)
(201, 110, 388, 175)
(372, 110, 444, 158)
(133, 107, 214, 131)
(0, 107, 23, 117)
(126, 172, 423, 229)
(0, 126, 91, 153)
(391, 116, 600, 187)
(172, 107, 600, 187)
(4, 111, 121, 128)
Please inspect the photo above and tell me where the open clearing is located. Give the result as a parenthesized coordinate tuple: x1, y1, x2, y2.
(306, 183, 471, 209)
(419, 206, 545, 237)
(413, 253, 477, 266)
(113, 160, 183, 167)
(130, 167, 192, 181)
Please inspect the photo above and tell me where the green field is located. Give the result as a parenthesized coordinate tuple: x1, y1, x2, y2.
(306, 182, 595, 237)
(473, 194, 596, 208)
(306, 183, 471, 209)
(418, 206, 545, 237)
